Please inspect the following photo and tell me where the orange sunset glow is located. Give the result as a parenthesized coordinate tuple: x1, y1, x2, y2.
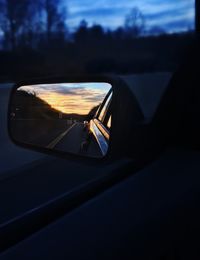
(18, 83, 111, 115)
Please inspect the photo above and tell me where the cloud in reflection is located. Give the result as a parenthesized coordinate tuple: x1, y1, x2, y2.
(19, 83, 111, 115)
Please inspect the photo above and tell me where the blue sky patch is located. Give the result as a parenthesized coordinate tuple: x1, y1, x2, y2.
(65, 0, 195, 33)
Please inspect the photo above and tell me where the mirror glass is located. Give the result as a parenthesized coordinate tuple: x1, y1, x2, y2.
(10, 82, 112, 158)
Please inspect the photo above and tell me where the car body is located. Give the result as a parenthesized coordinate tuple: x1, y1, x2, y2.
(82, 89, 112, 157)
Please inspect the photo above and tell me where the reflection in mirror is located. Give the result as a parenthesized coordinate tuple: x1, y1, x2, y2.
(10, 82, 112, 158)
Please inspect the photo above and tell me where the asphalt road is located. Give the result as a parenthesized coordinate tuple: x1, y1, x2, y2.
(53, 122, 85, 154)
(49, 122, 103, 157)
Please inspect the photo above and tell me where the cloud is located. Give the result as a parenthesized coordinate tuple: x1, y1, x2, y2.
(66, 0, 195, 32)
(19, 83, 110, 114)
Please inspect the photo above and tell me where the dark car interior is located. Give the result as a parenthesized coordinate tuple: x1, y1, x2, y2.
(0, 1, 200, 259)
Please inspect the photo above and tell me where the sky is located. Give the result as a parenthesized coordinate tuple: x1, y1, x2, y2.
(65, 0, 195, 33)
(19, 83, 111, 115)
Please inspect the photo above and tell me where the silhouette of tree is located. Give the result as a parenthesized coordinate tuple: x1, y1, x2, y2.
(124, 7, 145, 37)
(74, 23, 104, 46)
(41, 0, 67, 43)
(0, 0, 32, 50)
(148, 26, 166, 36)
(89, 25, 104, 40)
(114, 27, 126, 39)
(80, 20, 88, 28)
(19, 2, 45, 49)
(74, 20, 89, 43)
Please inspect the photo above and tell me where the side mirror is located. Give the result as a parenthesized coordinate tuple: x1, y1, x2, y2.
(8, 76, 145, 161)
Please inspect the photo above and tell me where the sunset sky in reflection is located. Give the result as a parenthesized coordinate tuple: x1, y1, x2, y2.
(19, 83, 111, 115)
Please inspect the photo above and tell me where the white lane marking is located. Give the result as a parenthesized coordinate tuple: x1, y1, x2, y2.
(46, 123, 77, 149)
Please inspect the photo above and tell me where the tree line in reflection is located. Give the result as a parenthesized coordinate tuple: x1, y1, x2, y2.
(12, 90, 98, 121)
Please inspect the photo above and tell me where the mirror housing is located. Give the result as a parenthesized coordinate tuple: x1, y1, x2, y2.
(8, 75, 146, 162)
